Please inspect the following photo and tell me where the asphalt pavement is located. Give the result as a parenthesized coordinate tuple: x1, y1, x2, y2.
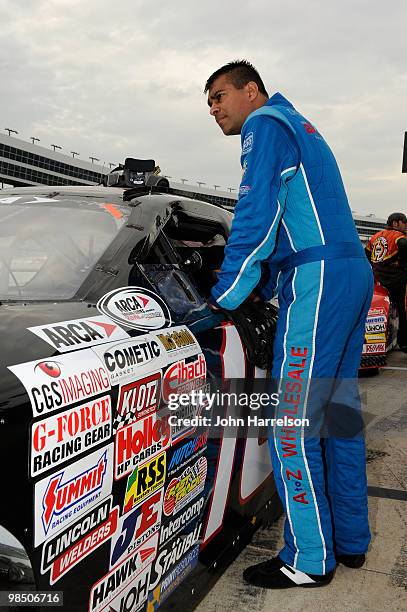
(197, 350, 407, 612)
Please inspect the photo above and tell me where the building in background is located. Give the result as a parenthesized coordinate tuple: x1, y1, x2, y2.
(0, 133, 386, 242)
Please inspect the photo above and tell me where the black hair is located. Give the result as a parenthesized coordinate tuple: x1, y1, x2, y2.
(204, 59, 268, 97)
(387, 212, 407, 226)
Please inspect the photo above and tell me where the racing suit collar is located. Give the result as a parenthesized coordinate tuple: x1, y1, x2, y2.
(266, 92, 295, 108)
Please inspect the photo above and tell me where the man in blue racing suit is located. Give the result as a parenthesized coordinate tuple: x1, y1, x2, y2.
(204, 60, 373, 588)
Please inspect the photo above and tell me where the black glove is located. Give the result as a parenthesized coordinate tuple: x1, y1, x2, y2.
(221, 301, 279, 370)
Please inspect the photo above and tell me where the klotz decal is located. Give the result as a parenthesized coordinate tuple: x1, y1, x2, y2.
(34, 445, 114, 547)
(97, 286, 171, 331)
(114, 372, 162, 431)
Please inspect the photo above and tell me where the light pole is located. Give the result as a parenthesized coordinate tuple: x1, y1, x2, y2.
(213, 184, 220, 190)
(71, 151, 80, 159)
(30, 137, 40, 145)
(197, 181, 206, 188)
(5, 128, 18, 137)
(50, 144, 62, 152)
(180, 178, 188, 184)
(89, 156, 100, 164)
(109, 163, 117, 169)
(227, 187, 235, 193)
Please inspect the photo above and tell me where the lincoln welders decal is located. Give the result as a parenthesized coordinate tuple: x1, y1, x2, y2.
(8, 350, 111, 418)
(41, 496, 118, 585)
(34, 444, 114, 547)
(97, 286, 171, 331)
(31, 395, 112, 477)
(115, 414, 170, 480)
(28, 315, 130, 353)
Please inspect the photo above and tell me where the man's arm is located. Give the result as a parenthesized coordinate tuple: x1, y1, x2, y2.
(210, 117, 298, 310)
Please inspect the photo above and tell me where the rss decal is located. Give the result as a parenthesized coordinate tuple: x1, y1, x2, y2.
(8, 349, 111, 418)
(31, 395, 112, 477)
(41, 497, 118, 585)
(110, 489, 163, 569)
(163, 456, 207, 518)
(122, 453, 166, 514)
(28, 315, 129, 353)
(115, 413, 170, 480)
(34, 444, 114, 547)
(149, 523, 202, 591)
(114, 371, 162, 432)
(89, 561, 152, 612)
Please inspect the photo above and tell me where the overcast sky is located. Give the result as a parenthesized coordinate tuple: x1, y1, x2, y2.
(1, 0, 406, 217)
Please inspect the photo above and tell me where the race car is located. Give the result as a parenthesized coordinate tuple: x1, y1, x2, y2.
(360, 281, 399, 371)
(0, 159, 280, 611)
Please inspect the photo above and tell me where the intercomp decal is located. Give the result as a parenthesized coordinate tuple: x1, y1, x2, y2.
(97, 287, 172, 331)
(8, 350, 111, 418)
(34, 444, 114, 547)
(28, 315, 130, 353)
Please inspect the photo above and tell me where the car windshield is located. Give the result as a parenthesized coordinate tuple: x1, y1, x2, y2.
(0, 196, 129, 301)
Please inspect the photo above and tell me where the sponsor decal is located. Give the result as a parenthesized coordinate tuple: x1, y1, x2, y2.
(158, 545, 199, 605)
(169, 386, 210, 443)
(153, 326, 199, 359)
(160, 496, 205, 546)
(241, 158, 248, 179)
(366, 333, 386, 343)
(34, 445, 114, 547)
(31, 395, 112, 477)
(89, 562, 151, 612)
(365, 322, 386, 333)
(163, 457, 207, 517)
(114, 372, 161, 431)
(372, 236, 388, 262)
(97, 286, 171, 331)
(363, 343, 386, 354)
(123, 454, 166, 514)
(9, 350, 111, 418)
(110, 489, 163, 568)
(366, 315, 386, 324)
(168, 432, 208, 475)
(41, 497, 118, 585)
(28, 315, 129, 353)
(162, 354, 206, 402)
(242, 131, 253, 154)
(239, 184, 251, 196)
(149, 523, 202, 590)
(368, 307, 386, 316)
(115, 414, 170, 480)
(92, 336, 164, 386)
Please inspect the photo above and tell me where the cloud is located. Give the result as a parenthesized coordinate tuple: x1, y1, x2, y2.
(1, 0, 406, 215)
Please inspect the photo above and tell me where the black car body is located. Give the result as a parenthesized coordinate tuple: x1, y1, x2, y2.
(0, 180, 280, 611)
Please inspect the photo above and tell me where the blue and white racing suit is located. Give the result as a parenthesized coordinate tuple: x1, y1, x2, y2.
(211, 93, 373, 575)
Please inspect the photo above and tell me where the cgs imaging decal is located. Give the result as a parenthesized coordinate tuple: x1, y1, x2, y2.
(97, 287, 171, 331)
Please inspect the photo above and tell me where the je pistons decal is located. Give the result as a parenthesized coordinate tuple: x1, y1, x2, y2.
(31, 395, 112, 477)
(34, 444, 114, 547)
(97, 286, 171, 331)
(28, 315, 129, 353)
(41, 496, 118, 585)
(163, 456, 207, 517)
(115, 414, 170, 480)
(90, 562, 151, 612)
(110, 489, 163, 569)
(114, 372, 161, 432)
(123, 453, 166, 514)
(8, 350, 111, 418)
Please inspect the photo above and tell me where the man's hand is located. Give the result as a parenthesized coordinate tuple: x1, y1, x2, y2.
(207, 297, 222, 312)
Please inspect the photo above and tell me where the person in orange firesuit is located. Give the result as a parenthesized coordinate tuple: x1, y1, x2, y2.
(365, 212, 407, 352)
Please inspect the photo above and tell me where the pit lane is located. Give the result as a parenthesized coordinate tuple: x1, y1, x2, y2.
(197, 350, 407, 611)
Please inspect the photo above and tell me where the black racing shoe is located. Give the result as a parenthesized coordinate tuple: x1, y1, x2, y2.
(243, 556, 335, 589)
(336, 553, 366, 568)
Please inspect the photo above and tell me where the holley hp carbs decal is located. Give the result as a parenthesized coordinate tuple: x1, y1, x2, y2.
(97, 286, 172, 331)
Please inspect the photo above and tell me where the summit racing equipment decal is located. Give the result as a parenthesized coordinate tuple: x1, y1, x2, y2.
(41, 497, 118, 585)
(8, 350, 111, 418)
(92, 335, 164, 386)
(162, 354, 206, 402)
(31, 395, 112, 477)
(28, 315, 129, 353)
(114, 372, 161, 432)
(34, 444, 114, 547)
(152, 325, 200, 360)
(163, 456, 207, 517)
(149, 523, 202, 591)
(123, 453, 166, 514)
(110, 489, 163, 568)
(115, 414, 170, 480)
(97, 286, 171, 331)
(89, 562, 151, 612)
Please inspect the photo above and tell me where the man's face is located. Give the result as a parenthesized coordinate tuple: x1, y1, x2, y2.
(207, 74, 254, 136)
(393, 219, 407, 233)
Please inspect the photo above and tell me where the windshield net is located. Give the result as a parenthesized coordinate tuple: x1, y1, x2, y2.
(0, 199, 129, 300)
